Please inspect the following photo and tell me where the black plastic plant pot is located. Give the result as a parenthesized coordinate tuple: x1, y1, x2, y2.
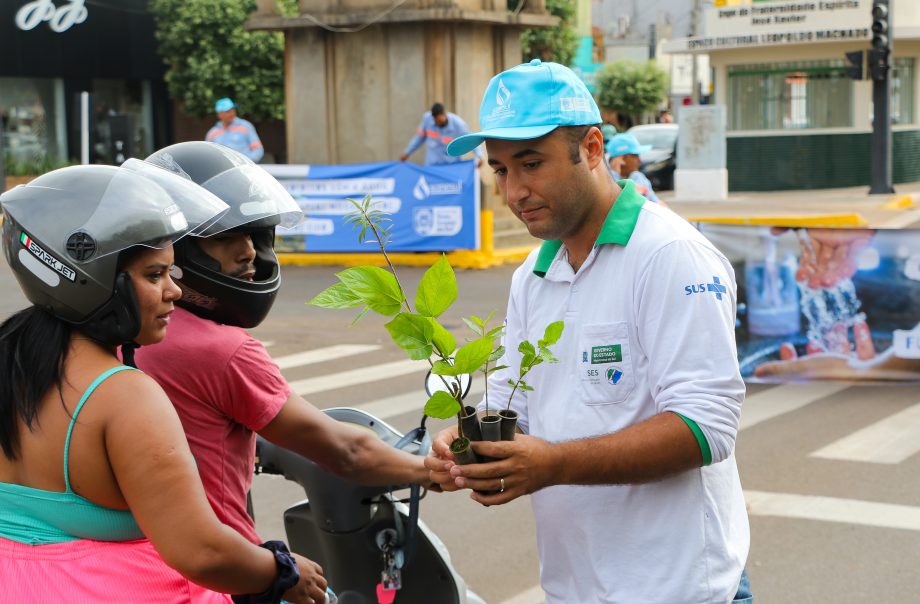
(480, 413, 502, 442)
(450, 437, 478, 466)
(498, 409, 518, 441)
(478, 414, 502, 463)
(460, 405, 483, 442)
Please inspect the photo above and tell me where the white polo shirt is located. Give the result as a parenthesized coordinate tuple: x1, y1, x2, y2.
(480, 181, 749, 604)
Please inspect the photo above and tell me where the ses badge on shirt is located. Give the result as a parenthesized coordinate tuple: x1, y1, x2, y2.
(582, 343, 625, 386)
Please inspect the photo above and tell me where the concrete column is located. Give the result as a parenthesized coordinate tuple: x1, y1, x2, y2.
(250, 0, 556, 210)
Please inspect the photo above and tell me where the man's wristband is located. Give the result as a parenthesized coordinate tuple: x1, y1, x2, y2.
(232, 540, 300, 604)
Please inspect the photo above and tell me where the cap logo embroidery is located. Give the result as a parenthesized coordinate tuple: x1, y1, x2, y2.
(560, 97, 591, 113)
(490, 79, 515, 120)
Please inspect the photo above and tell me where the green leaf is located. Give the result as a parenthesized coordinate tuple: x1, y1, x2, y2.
(539, 348, 559, 363)
(469, 315, 485, 328)
(518, 340, 536, 368)
(432, 360, 463, 376)
(486, 325, 504, 338)
(416, 256, 457, 317)
(486, 364, 509, 374)
(351, 307, 370, 325)
(453, 336, 495, 374)
(519, 381, 535, 392)
(462, 317, 483, 336)
(308, 282, 363, 309)
(540, 321, 565, 346)
(384, 313, 433, 360)
(488, 345, 506, 363)
(336, 266, 404, 316)
(424, 391, 461, 419)
(429, 319, 457, 358)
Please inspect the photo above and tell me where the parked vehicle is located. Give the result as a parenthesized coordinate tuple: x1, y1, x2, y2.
(628, 123, 678, 191)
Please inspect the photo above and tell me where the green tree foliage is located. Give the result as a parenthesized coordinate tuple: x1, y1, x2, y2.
(150, 0, 285, 121)
(595, 60, 668, 123)
(518, 0, 578, 66)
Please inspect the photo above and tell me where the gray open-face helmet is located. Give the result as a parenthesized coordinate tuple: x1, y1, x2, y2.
(0, 162, 229, 346)
(144, 142, 303, 328)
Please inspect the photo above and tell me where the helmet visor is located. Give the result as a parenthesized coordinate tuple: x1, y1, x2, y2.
(197, 164, 304, 235)
(120, 158, 230, 236)
(68, 161, 230, 260)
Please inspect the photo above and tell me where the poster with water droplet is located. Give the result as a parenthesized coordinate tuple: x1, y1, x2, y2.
(698, 223, 920, 383)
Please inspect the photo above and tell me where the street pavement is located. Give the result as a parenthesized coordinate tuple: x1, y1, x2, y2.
(1, 258, 919, 602)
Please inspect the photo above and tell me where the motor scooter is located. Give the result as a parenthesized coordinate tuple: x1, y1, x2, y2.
(255, 404, 486, 604)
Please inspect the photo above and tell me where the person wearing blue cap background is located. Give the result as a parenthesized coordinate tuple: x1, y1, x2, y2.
(424, 58, 752, 604)
(400, 102, 483, 166)
(606, 132, 661, 203)
(206, 98, 264, 163)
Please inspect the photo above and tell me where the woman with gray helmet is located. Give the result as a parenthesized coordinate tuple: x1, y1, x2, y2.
(0, 163, 326, 603)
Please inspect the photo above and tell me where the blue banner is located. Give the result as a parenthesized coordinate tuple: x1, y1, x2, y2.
(263, 160, 480, 252)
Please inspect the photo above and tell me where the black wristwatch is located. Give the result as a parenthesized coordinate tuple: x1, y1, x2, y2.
(232, 540, 301, 604)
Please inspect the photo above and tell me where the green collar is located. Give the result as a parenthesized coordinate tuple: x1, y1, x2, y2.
(533, 180, 645, 277)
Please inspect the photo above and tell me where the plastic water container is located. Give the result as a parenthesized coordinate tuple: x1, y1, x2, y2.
(745, 259, 801, 337)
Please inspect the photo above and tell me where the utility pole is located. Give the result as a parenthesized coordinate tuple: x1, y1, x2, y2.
(870, 0, 894, 194)
(690, 0, 702, 104)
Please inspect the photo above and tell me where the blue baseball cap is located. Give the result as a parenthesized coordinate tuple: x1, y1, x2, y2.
(446, 59, 602, 157)
(215, 97, 235, 113)
(606, 133, 652, 158)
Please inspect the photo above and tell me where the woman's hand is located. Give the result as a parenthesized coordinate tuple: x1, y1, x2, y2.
(281, 553, 327, 604)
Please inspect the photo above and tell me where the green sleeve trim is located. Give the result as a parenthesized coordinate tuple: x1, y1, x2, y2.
(676, 413, 712, 466)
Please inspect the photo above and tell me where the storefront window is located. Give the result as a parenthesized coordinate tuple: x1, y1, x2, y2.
(728, 61, 853, 130)
(1, 77, 65, 168)
(91, 79, 154, 164)
(891, 58, 915, 125)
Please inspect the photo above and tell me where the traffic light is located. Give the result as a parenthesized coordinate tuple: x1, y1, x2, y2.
(870, 1, 891, 81)
(844, 50, 864, 80)
(871, 1, 890, 51)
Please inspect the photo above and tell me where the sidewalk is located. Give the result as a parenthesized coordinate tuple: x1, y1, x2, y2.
(278, 183, 920, 269)
(660, 182, 920, 229)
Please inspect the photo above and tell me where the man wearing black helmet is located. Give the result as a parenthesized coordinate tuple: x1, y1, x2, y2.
(136, 142, 430, 546)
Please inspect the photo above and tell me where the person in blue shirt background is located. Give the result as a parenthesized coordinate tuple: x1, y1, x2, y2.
(606, 132, 661, 204)
(206, 98, 264, 163)
(400, 103, 483, 167)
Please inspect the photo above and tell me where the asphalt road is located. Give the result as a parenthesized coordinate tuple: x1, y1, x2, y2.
(1, 258, 919, 603)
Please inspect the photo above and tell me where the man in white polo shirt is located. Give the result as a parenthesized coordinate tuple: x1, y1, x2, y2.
(425, 59, 752, 604)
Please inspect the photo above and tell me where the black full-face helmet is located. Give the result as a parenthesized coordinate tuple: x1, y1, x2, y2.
(144, 142, 303, 328)
(0, 162, 229, 346)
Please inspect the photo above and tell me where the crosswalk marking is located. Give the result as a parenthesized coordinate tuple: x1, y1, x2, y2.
(810, 402, 920, 464)
(744, 490, 920, 532)
(273, 344, 380, 370)
(740, 382, 849, 431)
(288, 359, 426, 396)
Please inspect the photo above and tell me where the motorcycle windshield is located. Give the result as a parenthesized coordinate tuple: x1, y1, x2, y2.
(66, 161, 229, 261)
(195, 163, 304, 235)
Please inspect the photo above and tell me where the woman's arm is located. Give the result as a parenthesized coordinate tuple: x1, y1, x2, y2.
(102, 371, 326, 602)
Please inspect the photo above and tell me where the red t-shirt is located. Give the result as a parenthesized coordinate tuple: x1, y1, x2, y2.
(134, 307, 290, 543)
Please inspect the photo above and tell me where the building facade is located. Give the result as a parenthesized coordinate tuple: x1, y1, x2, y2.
(1, 0, 171, 169)
(665, 0, 920, 191)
